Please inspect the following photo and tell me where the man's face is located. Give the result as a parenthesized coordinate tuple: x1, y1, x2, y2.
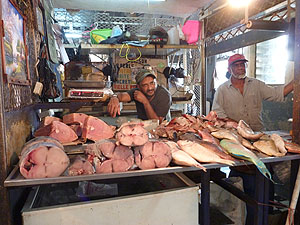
(137, 76, 157, 97)
(229, 61, 247, 79)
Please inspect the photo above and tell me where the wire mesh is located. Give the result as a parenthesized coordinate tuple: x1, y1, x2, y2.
(205, 0, 286, 38)
(54, 9, 183, 37)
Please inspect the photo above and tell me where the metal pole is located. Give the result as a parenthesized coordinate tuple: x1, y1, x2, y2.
(289, 0, 300, 224)
(201, 21, 206, 115)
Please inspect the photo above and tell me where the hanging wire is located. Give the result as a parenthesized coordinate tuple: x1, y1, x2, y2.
(119, 44, 142, 62)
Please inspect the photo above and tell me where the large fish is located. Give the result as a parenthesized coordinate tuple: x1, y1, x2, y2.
(220, 139, 275, 182)
(253, 140, 285, 157)
(198, 129, 220, 145)
(237, 120, 264, 140)
(211, 129, 240, 142)
(270, 134, 287, 155)
(196, 140, 236, 161)
(165, 141, 207, 171)
(284, 141, 300, 153)
(211, 129, 255, 150)
(177, 140, 235, 166)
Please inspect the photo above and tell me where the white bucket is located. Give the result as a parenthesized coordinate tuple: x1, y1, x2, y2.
(167, 27, 180, 45)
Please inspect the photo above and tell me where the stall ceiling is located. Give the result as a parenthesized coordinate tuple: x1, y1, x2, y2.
(52, 0, 214, 18)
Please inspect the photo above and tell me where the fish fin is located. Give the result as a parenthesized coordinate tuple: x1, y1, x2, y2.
(220, 159, 236, 166)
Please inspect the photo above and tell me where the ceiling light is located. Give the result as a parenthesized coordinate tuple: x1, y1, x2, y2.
(147, 0, 166, 2)
(228, 0, 251, 8)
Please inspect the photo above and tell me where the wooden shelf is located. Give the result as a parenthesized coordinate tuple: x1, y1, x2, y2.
(64, 43, 199, 56)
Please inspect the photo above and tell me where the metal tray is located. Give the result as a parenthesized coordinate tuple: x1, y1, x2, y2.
(64, 80, 107, 88)
(4, 153, 300, 188)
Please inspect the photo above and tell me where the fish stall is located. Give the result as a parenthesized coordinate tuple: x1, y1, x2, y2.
(1, 0, 300, 225)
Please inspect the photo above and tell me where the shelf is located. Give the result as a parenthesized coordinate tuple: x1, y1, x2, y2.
(64, 43, 199, 56)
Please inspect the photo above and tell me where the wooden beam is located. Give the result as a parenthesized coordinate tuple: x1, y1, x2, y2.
(292, 0, 300, 144)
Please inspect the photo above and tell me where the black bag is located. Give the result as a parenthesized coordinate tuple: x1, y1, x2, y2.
(37, 42, 60, 101)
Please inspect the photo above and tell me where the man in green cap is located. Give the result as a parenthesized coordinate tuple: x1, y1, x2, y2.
(107, 69, 172, 123)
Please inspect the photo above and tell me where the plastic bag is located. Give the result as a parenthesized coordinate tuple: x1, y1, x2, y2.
(90, 29, 112, 44)
(111, 25, 123, 37)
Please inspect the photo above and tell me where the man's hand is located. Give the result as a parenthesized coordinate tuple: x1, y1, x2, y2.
(107, 96, 120, 118)
(133, 90, 148, 104)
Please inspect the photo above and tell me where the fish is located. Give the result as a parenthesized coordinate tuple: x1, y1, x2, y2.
(165, 141, 207, 171)
(198, 129, 219, 145)
(179, 132, 202, 142)
(211, 129, 240, 142)
(237, 120, 264, 140)
(241, 138, 255, 150)
(220, 139, 275, 183)
(253, 139, 285, 157)
(211, 129, 256, 151)
(270, 134, 287, 155)
(196, 140, 236, 161)
(284, 141, 300, 154)
(177, 140, 235, 166)
(231, 129, 256, 150)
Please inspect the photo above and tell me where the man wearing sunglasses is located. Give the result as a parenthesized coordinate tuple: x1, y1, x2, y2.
(212, 53, 293, 132)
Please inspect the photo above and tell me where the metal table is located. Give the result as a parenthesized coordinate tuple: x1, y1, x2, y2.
(5, 153, 300, 225)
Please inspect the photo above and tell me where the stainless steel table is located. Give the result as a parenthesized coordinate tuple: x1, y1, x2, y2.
(5, 153, 300, 225)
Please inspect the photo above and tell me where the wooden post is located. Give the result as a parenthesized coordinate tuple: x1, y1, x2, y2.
(292, 0, 300, 145)
(0, 16, 11, 225)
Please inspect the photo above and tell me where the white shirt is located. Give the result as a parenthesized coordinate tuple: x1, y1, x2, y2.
(212, 77, 284, 131)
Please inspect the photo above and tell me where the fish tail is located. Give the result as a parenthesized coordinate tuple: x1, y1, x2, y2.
(195, 163, 207, 172)
(253, 160, 276, 183)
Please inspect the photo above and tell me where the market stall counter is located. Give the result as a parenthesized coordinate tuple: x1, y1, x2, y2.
(5, 150, 300, 225)
(5, 112, 300, 225)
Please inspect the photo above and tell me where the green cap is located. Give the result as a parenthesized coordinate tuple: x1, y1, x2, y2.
(135, 69, 156, 84)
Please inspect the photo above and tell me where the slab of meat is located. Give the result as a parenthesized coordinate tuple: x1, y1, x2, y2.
(134, 141, 172, 170)
(69, 124, 82, 137)
(19, 142, 69, 179)
(63, 113, 89, 137)
(84, 140, 115, 161)
(41, 116, 62, 127)
(68, 156, 95, 176)
(20, 136, 64, 156)
(63, 113, 89, 126)
(34, 121, 78, 144)
(85, 140, 134, 173)
(81, 116, 115, 142)
(116, 122, 148, 146)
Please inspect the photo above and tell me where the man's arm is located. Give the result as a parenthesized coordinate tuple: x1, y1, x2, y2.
(107, 92, 131, 117)
(284, 80, 294, 97)
(133, 90, 162, 121)
(211, 88, 228, 118)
